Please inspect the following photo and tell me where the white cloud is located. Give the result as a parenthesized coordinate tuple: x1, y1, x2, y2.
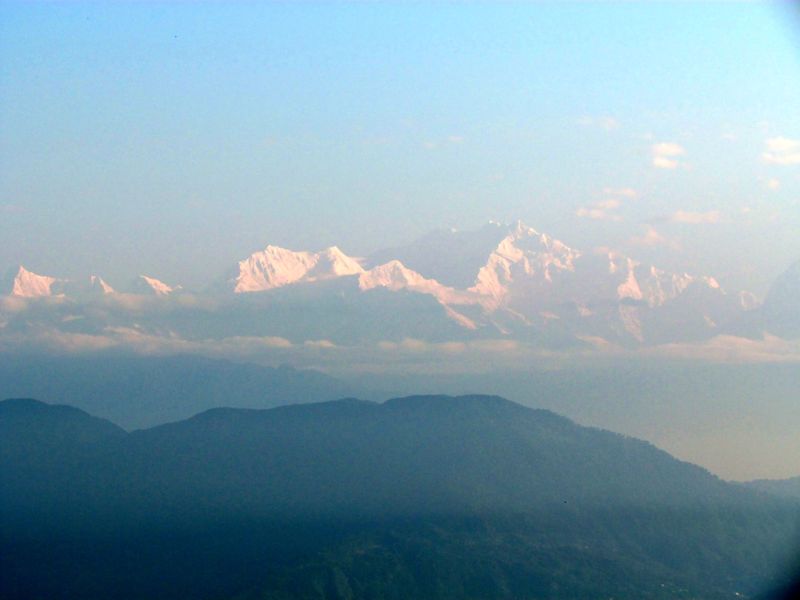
(763, 137, 800, 165)
(652, 156, 677, 169)
(576, 188, 638, 222)
(652, 142, 685, 169)
(4, 322, 800, 379)
(304, 339, 337, 349)
(594, 199, 621, 210)
(576, 199, 623, 222)
(398, 338, 429, 352)
(248, 335, 293, 349)
(765, 178, 781, 191)
(576, 207, 622, 221)
(640, 334, 800, 365)
(653, 142, 684, 156)
(669, 210, 721, 225)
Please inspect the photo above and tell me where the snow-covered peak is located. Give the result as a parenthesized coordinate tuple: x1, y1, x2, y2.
(62, 274, 116, 298)
(89, 275, 115, 295)
(507, 219, 539, 239)
(634, 267, 696, 307)
(470, 223, 581, 302)
(359, 260, 482, 305)
(313, 246, 365, 278)
(359, 260, 432, 292)
(231, 244, 364, 293)
(359, 260, 480, 328)
(8, 265, 62, 298)
(132, 275, 177, 296)
(4, 267, 119, 299)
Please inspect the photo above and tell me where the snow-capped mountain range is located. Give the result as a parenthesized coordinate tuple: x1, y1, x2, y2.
(227, 221, 740, 305)
(1, 221, 789, 346)
(2, 266, 173, 299)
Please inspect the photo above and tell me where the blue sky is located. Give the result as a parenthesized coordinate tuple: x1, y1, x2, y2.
(2, 2, 800, 294)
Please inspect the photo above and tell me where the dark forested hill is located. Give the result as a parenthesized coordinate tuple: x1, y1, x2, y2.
(1, 396, 798, 600)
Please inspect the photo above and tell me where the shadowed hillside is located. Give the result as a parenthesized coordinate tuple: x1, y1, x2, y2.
(2, 395, 798, 599)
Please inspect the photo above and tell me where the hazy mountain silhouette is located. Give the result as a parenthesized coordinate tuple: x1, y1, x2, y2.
(0, 354, 358, 429)
(746, 476, 800, 500)
(762, 259, 800, 338)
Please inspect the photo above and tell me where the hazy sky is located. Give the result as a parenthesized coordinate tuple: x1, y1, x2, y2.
(2, 2, 800, 295)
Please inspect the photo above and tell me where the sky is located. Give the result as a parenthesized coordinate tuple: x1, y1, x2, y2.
(2, 2, 800, 296)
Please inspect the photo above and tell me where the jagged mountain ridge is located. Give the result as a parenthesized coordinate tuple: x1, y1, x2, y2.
(230, 221, 733, 309)
(228, 245, 364, 292)
(1, 266, 118, 299)
(0, 221, 771, 345)
(2, 266, 174, 299)
(220, 221, 753, 343)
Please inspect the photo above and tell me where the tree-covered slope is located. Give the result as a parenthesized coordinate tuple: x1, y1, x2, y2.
(1, 396, 798, 600)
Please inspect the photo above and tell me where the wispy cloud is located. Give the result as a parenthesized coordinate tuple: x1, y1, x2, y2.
(669, 210, 721, 225)
(6, 326, 797, 377)
(575, 208, 620, 221)
(576, 198, 622, 221)
(576, 188, 634, 222)
(304, 339, 337, 349)
(423, 135, 466, 150)
(577, 115, 619, 131)
(763, 137, 800, 165)
(595, 199, 621, 210)
(652, 142, 685, 169)
(602, 187, 638, 199)
(629, 226, 671, 247)
(765, 178, 781, 191)
(0, 296, 28, 313)
(639, 335, 800, 365)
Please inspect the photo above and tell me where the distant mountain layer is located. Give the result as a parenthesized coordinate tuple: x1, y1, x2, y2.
(1, 221, 775, 346)
(3, 355, 799, 480)
(762, 259, 800, 338)
(0, 354, 357, 429)
(1, 395, 797, 599)
(746, 476, 800, 500)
